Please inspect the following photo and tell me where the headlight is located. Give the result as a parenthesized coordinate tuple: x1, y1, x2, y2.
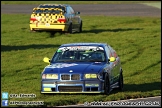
(84, 74, 97, 79)
(42, 74, 58, 79)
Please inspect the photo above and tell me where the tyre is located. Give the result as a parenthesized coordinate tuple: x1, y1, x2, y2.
(30, 29, 36, 32)
(104, 73, 111, 95)
(78, 21, 82, 33)
(68, 23, 72, 34)
(118, 72, 124, 91)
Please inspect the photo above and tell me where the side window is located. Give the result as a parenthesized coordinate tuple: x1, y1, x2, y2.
(66, 7, 71, 14)
(69, 6, 75, 14)
(108, 45, 118, 58)
(105, 45, 112, 58)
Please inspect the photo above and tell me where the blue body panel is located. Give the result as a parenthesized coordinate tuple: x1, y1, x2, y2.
(43, 62, 105, 74)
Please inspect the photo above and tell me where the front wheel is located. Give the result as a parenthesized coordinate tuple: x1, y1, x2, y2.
(78, 22, 82, 33)
(104, 73, 111, 95)
(118, 72, 124, 91)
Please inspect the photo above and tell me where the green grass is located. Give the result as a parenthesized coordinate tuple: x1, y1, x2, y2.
(1, 1, 160, 5)
(1, 14, 161, 107)
(142, 2, 161, 9)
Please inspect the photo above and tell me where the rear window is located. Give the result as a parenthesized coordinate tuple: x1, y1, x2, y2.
(38, 5, 65, 11)
(33, 9, 63, 14)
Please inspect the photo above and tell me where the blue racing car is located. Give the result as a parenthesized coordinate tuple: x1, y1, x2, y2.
(41, 43, 123, 94)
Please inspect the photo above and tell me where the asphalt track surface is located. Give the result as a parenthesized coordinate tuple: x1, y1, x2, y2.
(1, 4, 161, 17)
(1, 3, 161, 107)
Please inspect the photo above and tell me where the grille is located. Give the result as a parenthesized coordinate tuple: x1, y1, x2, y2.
(61, 74, 80, 80)
(58, 86, 82, 92)
(61, 75, 70, 80)
(71, 74, 80, 80)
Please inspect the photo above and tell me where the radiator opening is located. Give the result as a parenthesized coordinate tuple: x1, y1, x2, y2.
(85, 87, 90, 91)
(58, 86, 82, 92)
(91, 87, 98, 91)
(51, 88, 56, 91)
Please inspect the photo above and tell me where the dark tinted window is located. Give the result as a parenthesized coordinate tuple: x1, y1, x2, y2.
(51, 46, 106, 62)
(33, 9, 63, 14)
(38, 5, 65, 11)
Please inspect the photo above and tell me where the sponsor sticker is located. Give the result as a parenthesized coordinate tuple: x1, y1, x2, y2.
(45, 23, 50, 27)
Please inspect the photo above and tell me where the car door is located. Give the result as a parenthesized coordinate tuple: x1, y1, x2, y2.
(108, 45, 120, 83)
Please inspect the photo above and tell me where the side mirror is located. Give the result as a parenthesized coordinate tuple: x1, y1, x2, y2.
(76, 12, 80, 14)
(43, 57, 50, 64)
(109, 57, 116, 62)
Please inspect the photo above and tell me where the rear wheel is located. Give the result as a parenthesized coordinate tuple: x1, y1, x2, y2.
(68, 23, 72, 34)
(104, 73, 111, 95)
(30, 28, 36, 32)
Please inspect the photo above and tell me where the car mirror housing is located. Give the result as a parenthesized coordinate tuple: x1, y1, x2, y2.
(76, 12, 80, 14)
(109, 57, 116, 62)
(43, 57, 50, 64)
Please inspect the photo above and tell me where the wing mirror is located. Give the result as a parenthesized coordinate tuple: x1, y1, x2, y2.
(108, 57, 116, 62)
(43, 57, 50, 64)
(76, 12, 80, 14)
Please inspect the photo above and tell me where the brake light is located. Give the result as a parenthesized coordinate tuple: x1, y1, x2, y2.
(30, 17, 37, 22)
(57, 18, 66, 23)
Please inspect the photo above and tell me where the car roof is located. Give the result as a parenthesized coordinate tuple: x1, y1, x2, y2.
(60, 43, 108, 47)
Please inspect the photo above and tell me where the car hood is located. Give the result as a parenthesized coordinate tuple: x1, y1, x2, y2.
(43, 62, 105, 74)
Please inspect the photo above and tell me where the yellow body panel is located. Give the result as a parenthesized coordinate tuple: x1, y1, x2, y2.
(30, 23, 68, 31)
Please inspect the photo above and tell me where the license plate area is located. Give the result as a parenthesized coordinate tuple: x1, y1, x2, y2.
(45, 23, 50, 27)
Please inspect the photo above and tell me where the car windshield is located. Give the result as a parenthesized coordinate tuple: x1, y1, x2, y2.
(51, 46, 106, 63)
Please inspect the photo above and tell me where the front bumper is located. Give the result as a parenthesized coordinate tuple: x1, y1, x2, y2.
(41, 80, 105, 93)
